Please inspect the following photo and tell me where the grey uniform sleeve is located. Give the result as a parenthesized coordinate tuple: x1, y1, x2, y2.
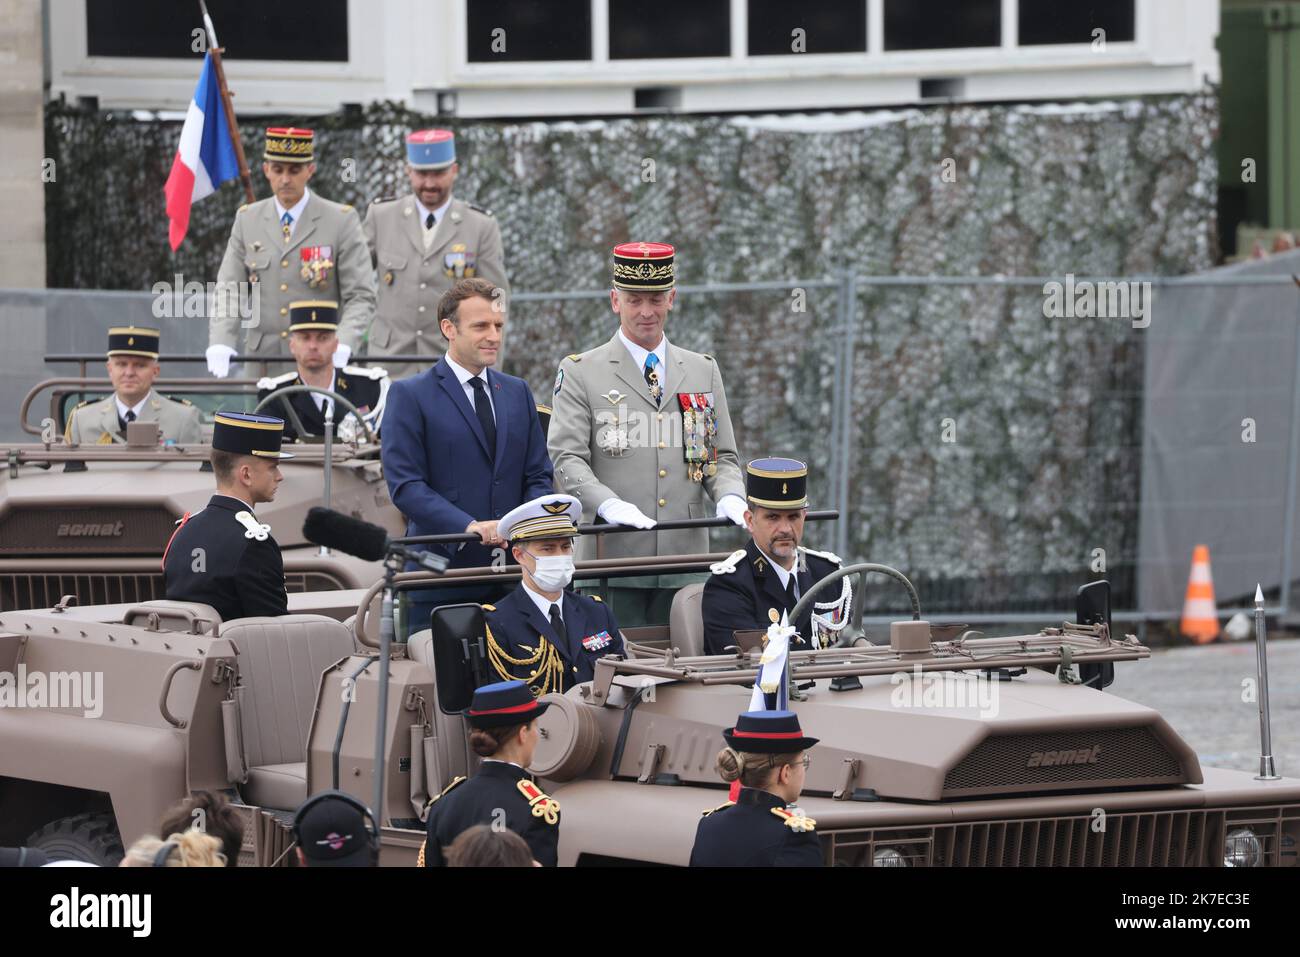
(547, 356, 618, 515)
(210, 212, 249, 350)
(335, 206, 378, 351)
(702, 356, 746, 502)
(477, 217, 510, 307)
(362, 203, 379, 269)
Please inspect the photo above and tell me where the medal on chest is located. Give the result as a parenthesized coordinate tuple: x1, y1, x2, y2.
(300, 245, 335, 288)
(677, 392, 719, 483)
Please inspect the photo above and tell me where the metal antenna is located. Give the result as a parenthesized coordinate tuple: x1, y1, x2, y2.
(1253, 584, 1280, 780)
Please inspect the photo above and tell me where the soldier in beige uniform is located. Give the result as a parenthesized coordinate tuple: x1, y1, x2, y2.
(207, 127, 376, 380)
(547, 242, 747, 624)
(363, 129, 509, 380)
(64, 326, 202, 446)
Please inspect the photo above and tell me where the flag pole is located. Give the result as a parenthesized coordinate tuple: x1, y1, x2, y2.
(200, 0, 255, 204)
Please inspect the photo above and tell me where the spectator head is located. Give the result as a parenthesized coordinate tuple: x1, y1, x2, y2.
(159, 790, 244, 868)
(446, 826, 535, 867)
(120, 831, 226, 867)
(292, 790, 379, 867)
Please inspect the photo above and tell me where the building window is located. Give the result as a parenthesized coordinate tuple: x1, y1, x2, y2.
(86, 0, 349, 61)
(747, 0, 866, 56)
(1018, 0, 1135, 46)
(883, 0, 1000, 51)
(467, 0, 592, 62)
(609, 0, 730, 59)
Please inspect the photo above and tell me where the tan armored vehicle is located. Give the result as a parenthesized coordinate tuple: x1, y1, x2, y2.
(1, 544, 1296, 867)
(0, 375, 400, 612)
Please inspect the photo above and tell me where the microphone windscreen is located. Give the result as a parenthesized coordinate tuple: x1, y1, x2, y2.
(303, 507, 390, 562)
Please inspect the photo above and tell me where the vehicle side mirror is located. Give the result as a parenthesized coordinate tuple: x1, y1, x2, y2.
(1076, 580, 1115, 689)
(431, 603, 490, 714)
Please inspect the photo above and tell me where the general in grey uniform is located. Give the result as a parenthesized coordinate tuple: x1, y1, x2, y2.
(547, 242, 747, 624)
(363, 129, 509, 380)
(208, 127, 376, 379)
(65, 326, 202, 446)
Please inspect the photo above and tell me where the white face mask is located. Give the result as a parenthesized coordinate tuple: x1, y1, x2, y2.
(527, 552, 575, 592)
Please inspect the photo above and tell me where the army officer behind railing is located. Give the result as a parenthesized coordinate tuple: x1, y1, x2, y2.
(64, 326, 202, 447)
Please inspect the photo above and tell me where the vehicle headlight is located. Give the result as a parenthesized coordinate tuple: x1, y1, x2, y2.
(1224, 828, 1263, 867)
(873, 847, 909, 868)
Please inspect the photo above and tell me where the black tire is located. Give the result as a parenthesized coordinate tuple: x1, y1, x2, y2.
(26, 812, 124, 867)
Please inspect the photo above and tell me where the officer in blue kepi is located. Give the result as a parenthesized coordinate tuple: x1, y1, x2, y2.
(480, 494, 625, 697)
(420, 680, 559, 867)
(689, 710, 823, 867)
(163, 411, 294, 621)
(701, 457, 847, 655)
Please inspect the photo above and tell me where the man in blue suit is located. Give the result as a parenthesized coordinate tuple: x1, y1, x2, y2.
(482, 494, 625, 696)
(382, 278, 554, 636)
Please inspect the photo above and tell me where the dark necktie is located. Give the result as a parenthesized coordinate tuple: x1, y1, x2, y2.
(784, 577, 798, 611)
(470, 376, 497, 456)
(118, 409, 136, 433)
(425, 212, 435, 230)
(548, 603, 564, 646)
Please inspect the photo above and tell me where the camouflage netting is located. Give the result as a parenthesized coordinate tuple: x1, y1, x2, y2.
(44, 94, 1219, 614)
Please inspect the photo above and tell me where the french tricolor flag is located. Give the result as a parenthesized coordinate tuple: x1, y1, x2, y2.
(163, 53, 240, 251)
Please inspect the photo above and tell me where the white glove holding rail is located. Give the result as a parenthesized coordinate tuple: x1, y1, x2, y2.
(206, 344, 237, 378)
(716, 494, 748, 527)
(597, 498, 658, 529)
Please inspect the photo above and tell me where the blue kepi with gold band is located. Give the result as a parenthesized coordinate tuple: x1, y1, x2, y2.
(465, 679, 551, 728)
(287, 299, 339, 332)
(212, 410, 295, 459)
(107, 326, 160, 359)
(406, 129, 456, 170)
(745, 456, 809, 510)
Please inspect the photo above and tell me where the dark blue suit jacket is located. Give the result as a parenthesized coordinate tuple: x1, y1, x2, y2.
(485, 585, 624, 693)
(382, 358, 554, 569)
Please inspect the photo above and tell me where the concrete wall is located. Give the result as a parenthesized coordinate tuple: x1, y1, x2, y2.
(0, 0, 46, 288)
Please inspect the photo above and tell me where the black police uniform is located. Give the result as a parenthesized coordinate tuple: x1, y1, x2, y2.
(484, 587, 624, 696)
(256, 368, 385, 442)
(422, 761, 559, 867)
(163, 495, 289, 621)
(688, 787, 823, 867)
(701, 540, 841, 656)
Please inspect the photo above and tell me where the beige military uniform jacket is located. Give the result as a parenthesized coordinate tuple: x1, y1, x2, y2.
(548, 334, 745, 562)
(64, 391, 202, 446)
(210, 191, 376, 358)
(362, 195, 508, 380)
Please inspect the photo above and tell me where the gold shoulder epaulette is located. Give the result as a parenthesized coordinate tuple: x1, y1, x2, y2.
(564, 353, 581, 363)
(341, 203, 354, 212)
(771, 807, 816, 832)
(481, 603, 496, 612)
(517, 779, 560, 825)
(237, 203, 249, 213)
(71, 399, 91, 411)
(424, 775, 467, 811)
(701, 800, 734, 818)
(536, 403, 552, 415)
(590, 595, 603, 603)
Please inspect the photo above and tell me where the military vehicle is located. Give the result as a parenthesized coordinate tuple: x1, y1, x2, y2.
(1, 533, 1296, 867)
(0, 374, 400, 612)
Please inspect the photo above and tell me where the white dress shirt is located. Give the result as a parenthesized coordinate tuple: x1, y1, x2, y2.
(444, 354, 496, 419)
(521, 578, 565, 622)
(617, 328, 668, 377)
(274, 187, 312, 240)
(307, 370, 336, 419)
(115, 392, 150, 424)
(757, 544, 800, 598)
(415, 196, 453, 249)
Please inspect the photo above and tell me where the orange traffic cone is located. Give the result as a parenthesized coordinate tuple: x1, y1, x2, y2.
(1179, 545, 1220, 643)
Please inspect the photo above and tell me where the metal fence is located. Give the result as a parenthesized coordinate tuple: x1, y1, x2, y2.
(6, 263, 1300, 627)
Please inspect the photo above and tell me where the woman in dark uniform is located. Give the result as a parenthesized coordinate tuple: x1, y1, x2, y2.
(689, 710, 824, 867)
(420, 680, 560, 867)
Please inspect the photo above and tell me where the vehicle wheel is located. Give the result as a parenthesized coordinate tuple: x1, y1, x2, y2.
(26, 812, 124, 866)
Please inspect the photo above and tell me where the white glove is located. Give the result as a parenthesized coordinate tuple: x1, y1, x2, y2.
(206, 344, 237, 378)
(716, 494, 748, 527)
(597, 498, 657, 529)
(332, 343, 352, 368)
